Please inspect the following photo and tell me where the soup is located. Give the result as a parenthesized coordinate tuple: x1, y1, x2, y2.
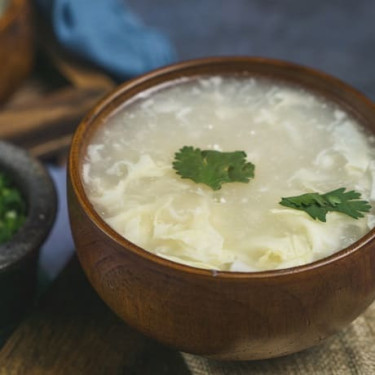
(82, 76, 375, 271)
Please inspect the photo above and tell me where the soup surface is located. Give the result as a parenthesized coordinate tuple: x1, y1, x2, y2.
(83, 76, 375, 271)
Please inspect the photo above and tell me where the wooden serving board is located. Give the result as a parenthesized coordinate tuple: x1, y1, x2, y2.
(0, 14, 115, 161)
(0, 256, 190, 375)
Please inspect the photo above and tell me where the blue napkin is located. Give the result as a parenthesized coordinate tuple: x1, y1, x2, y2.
(37, 0, 176, 79)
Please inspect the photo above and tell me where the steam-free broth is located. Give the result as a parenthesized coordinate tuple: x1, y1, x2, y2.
(83, 76, 375, 271)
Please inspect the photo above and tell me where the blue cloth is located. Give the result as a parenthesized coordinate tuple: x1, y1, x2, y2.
(37, 0, 176, 80)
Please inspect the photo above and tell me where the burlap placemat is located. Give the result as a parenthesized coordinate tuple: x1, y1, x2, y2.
(182, 302, 375, 374)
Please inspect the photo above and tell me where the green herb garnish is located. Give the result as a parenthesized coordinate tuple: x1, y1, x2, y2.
(279, 188, 371, 222)
(173, 146, 255, 191)
(0, 173, 26, 244)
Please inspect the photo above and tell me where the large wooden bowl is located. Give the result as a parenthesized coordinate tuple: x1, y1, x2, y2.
(68, 57, 375, 360)
(0, 0, 33, 103)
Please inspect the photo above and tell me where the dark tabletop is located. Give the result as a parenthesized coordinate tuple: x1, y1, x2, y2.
(129, 0, 375, 100)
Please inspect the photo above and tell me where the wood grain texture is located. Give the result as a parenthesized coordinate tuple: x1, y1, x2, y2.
(0, 0, 34, 103)
(0, 8, 115, 160)
(0, 256, 190, 375)
(0, 86, 106, 158)
(183, 302, 375, 374)
(68, 57, 375, 360)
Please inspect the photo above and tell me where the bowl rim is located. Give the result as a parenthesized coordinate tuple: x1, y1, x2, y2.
(69, 56, 375, 280)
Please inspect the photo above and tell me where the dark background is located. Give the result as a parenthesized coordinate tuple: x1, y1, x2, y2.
(129, 0, 375, 100)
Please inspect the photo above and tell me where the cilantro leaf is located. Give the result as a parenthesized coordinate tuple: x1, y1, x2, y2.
(0, 173, 26, 244)
(173, 146, 255, 190)
(279, 188, 371, 222)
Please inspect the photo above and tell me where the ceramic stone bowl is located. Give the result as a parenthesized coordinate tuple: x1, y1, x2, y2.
(68, 57, 375, 360)
(0, 0, 33, 103)
(0, 141, 56, 338)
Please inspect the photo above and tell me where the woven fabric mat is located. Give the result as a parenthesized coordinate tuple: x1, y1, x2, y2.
(182, 302, 375, 375)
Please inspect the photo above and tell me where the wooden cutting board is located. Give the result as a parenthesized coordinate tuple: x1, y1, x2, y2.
(0, 14, 115, 161)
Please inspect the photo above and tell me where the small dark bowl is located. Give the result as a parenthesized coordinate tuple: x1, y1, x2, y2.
(68, 57, 375, 360)
(0, 141, 56, 338)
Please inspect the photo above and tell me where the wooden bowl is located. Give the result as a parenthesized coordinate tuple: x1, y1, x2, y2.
(0, 141, 56, 338)
(0, 0, 33, 103)
(68, 57, 375, 360)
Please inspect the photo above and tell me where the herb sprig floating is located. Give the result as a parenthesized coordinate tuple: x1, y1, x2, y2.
(0, 172, 26, 244)
(279, 188, 371, 222)
(172, 146, 371, 222)
(173, 146, 255, 191)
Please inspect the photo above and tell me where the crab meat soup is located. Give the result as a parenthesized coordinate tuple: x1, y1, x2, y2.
(82, 76, 375, 272)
